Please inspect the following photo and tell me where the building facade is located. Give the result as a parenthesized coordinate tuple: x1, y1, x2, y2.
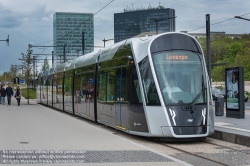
(114, 7, 175, 43)
(53, 12, 94, 64)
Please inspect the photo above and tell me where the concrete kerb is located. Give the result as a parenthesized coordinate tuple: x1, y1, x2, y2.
(209, 130, 250, 147)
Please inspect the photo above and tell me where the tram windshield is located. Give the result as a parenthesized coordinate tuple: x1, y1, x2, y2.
(152, 50, 207, 106)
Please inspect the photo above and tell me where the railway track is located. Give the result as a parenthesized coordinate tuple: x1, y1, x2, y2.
(158, 141, 229, 166)
(153, 137, 250, 166)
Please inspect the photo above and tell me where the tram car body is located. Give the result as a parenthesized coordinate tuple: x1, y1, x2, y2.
(37, 32, 214, 139)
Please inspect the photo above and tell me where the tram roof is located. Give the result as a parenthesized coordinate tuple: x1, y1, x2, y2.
(74, 49, 100, 69)
(51, 33, 200, 73)
(65, 61, 74, 71)
(54, 63, 65, 73)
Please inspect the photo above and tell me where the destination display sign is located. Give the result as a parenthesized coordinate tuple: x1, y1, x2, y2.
(166, 54, 189, 61)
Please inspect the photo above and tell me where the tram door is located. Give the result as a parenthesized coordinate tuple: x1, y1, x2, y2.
(115, 67, 129, 129)
(85, 73, 95, 119)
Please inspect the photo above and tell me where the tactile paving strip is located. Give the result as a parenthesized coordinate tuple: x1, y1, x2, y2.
(0, 150, 171, 164)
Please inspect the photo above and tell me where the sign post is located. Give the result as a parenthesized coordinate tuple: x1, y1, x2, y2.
(20, 79, 25, 84)
(225, 67, 245, 118)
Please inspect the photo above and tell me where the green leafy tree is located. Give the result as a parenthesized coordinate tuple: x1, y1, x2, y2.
(0, 72, 12, 82)
(21, 44, 33, 81)
(9, 64, 18, 78)
(20, 44, 33, 104)
(198, 36, 250, 81)
(233, 47, 250, 80)
(226, 42, 243, 64)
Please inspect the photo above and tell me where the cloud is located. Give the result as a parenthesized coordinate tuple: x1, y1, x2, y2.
(0, 4, 22, 28)
(0, 3, 54, 28)
(0, 0, 250, 74)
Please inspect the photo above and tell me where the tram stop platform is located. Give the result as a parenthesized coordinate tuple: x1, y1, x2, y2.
(212, 110, 250, 147)
(0, 97, 189, 166)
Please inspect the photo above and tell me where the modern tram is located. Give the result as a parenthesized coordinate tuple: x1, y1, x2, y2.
(37, 32, 214, 139)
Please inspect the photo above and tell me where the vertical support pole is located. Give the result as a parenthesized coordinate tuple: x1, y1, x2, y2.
(33, 56, 35, 90)
(27, 56, 30, 105)
(206, 14, 211, 82)
(7, 34, 9, 46)
(82, 32, 85, 55)
(63, 44, 66, 63)
(156, 21, 158, 34)
(36, 60, 37, 77)
(52, 51, 54, 68)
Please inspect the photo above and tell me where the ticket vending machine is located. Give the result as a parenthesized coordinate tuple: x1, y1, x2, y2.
(225, 67, 245, 119)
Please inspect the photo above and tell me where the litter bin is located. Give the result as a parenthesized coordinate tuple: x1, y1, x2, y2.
(215, 96, 224, 116)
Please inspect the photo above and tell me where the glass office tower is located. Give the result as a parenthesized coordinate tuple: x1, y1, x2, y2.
(114, 7, 175, 43)
(53, 12, 94, 64)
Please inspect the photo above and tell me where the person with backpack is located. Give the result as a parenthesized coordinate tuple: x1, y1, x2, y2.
(0, 85, 6, 105)
(14, 86, 22, 106)
(6, 83, 14, 105)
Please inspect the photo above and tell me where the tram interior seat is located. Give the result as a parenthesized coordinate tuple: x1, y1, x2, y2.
(149, 93, 160, 104)
(171, 92, 192, 103)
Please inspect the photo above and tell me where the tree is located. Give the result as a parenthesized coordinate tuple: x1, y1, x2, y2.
(20, 44, 33, 104)
(21, 44, 33, 81)
(42, 57, 50, 71)
(0, 72, 12, 82)
(226, 42, 243, 64)
(9, 64, 18, 78)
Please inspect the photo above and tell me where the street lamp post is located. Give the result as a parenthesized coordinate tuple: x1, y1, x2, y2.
(235, 16, 250, 21)
(153, 16, 176, 34)
(206, 14, 211, 82)
(0, 34, 9, 46)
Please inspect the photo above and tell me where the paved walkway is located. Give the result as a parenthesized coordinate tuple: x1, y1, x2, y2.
(0, 97, 188, 166)
(1, 95, 250, 165)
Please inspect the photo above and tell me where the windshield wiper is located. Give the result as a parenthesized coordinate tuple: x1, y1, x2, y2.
(188, 75, 207, 108)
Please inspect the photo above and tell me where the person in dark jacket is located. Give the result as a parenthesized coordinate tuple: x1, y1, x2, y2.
(6, 83, 14, 105)
(0, 86, 6, 105)
(14, 86, 22, 106)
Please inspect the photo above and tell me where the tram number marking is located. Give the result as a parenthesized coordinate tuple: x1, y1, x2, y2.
(134, 122, 141, 126)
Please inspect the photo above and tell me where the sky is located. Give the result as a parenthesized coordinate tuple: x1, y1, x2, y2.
(0, 0, 249, 75)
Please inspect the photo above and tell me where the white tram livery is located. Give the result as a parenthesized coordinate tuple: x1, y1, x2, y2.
(37, 32, 214, 139)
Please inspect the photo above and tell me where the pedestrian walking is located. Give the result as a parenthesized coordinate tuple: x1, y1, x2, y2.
(0, 86, 6, 105)
(6, 83, 14, 105)
(14, 86, 22, 106)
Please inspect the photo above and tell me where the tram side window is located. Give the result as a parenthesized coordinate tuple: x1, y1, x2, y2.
(139, 57, 160, 106)
(98, 72, 107, 102)
(130, 66, 142, 105)
(107, 70, 115, 103)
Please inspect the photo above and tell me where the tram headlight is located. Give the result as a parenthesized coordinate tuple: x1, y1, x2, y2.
(169, 109, 176, 126)
(202, 108, 206, 125)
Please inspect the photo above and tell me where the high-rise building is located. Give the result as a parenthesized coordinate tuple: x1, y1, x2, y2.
(114, 6, 175, 43)
(53, 12, 94, 64)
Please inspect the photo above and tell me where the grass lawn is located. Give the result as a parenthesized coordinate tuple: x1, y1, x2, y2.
(21, 88, 36, 99)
